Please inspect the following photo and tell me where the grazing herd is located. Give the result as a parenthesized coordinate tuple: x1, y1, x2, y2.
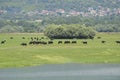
(0, 36, 120, 46)
(28, 40, 77, 45)
(29, 41, 47, 45)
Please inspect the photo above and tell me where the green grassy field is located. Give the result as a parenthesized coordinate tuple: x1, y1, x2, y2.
(0, 33, 120, 68)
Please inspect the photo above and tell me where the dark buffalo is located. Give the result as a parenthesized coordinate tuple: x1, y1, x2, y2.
(29, 41, 36, 45)
(36, 37, 39, 41)
(90, 36, 94, 40)
(64, 41, 70, 44)
(34, 37, 37, 39)
(101, 41, 106, 43)
(31, 37, 34, 41)
(10, 37, 13, 39)
(35, 41, 40, 45)
(41, 37, 44, 39)
(58, 41, 62, 44)
(22, 37, 25, 39)
(41, 41, 47, 45)
(82, 41, 87, 44)
(36, 41, 47, 45)
(21, 43, 27, 46)
(1, 40, 6, 44)
(116, 41, 120, 44)
(29, 41, 33, 45)
(30, 41, 47, 45)
(72, 41, 77, 44)
(97, 37, 101, 39)
(48, 41, 53, 44)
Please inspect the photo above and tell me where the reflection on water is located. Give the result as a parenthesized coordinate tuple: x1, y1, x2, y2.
(0, 64, 120, 80)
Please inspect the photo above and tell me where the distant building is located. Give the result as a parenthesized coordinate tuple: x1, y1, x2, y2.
(0, 10, 7, 14)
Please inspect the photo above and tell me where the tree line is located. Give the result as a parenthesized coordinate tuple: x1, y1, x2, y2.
(0, 15, 120, 33)
(42, 15, 120, 32)
(0, 20, 44, 33)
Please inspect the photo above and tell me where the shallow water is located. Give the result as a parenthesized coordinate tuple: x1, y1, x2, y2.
(0, 64, 120, 80)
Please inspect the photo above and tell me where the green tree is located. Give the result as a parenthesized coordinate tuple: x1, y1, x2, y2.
(0, 25, 24, 33)
(44, 24, 96, 39)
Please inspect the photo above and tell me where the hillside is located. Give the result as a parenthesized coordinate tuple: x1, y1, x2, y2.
(0, 0, 120, 32)
(0, 0, 120, 16)
(0, 0, 120, 11)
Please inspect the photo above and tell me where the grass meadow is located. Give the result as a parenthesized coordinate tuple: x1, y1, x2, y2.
(0, 32, 120, 68)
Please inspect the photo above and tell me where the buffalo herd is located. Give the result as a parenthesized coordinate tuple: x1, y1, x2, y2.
(29, 41, 47, 45)
(0, 36, 120, 46)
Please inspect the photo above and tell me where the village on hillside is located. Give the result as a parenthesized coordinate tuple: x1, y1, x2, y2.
(0, 7, 120, 17)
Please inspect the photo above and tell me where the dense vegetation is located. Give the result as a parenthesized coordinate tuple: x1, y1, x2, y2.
(0, 15, 120, 33)
(44, 24, 96, 39)
(0, 0, 120, 32)
(0, 20, 44, 33)
(0, 0, 120, 12)
(42, 15, 120, 32)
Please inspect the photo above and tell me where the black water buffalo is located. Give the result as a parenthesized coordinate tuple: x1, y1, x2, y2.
(31, 37, 33, 41)
(116, 41, 120, 44)
(64, 41, 70, 44)
(34, 37, 37, 39)
(97, 37, 101, 39)
(21, 43, 27, 46)
(29, 41, 33, 45)
(36, 37, 39, 41)
(22, 37, 25, 39)
(29, 41, 47, 45)
(10, 37, 13, 39)
(58, 41, 62, 44)
(72, 41, 77, 44)
(41, 41, 47, 45)
(29, 41, 36, 45)
(90, 36, 94, 40)
(48, 41, 53, 44)
(1, 40, 6, 44)
(82, 41, 87, 44)
(41, 37, 44, 39)
(29, 41, 39, 45)
(35, 41, 40, 45)
(101, 41, 106, 43)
